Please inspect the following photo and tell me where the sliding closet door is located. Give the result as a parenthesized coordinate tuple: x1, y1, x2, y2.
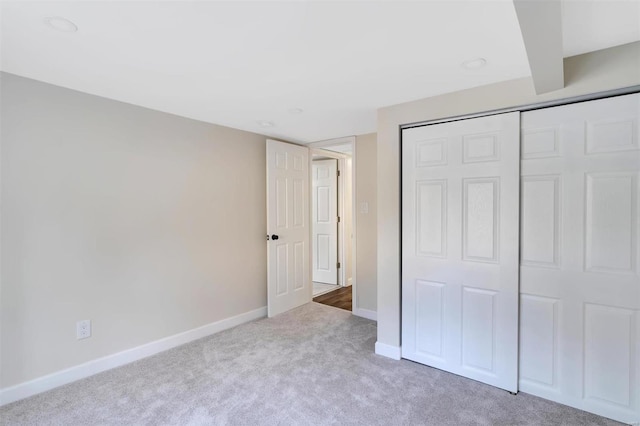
(402, 112, 520, 392)
(519, 93, 640, 424)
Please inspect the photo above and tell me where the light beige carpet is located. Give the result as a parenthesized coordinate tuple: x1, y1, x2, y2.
(0, 302, 619, 425)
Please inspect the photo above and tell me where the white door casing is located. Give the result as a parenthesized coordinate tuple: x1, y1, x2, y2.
(267, 140, 311, 317)
(519, 94, 640, 424)
(344, 157, 353, 287)
(402, 112, 520, 392)
(312, 159, 338, 284)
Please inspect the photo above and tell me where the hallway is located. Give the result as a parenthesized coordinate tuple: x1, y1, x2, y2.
(312, 286, 352, 311)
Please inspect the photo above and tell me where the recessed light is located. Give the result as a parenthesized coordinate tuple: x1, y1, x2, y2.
(461, 58, 487, 70)
(44, 16, 78, 33)
(258, 120, 275, 128)
(288, 108, 304, 114)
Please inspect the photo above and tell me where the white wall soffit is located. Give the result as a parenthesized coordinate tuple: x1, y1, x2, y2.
(514, 0, 565, 94)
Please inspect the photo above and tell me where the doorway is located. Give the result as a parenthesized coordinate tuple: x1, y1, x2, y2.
(309, 137, 355, 311)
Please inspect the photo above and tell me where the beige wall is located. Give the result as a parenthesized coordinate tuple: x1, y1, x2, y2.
(376, 42, 640, 349)
(1, 73, 268, 387)
(355, 133, 377, 312)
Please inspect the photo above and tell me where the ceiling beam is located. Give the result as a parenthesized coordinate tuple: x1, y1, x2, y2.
(513, 0, 564, 94)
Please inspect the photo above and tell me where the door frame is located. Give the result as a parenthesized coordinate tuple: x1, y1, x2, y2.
(309, 136, 357, 312)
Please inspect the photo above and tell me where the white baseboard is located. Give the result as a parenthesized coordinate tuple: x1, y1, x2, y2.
(347, 277, 353, 286)
(375, 341, 401, 360)
(353, 308, 377, 321)
(0, 306, 267, 406)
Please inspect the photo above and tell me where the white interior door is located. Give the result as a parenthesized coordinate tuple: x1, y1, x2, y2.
(267, 139, 311, 317)
(402, 112, 520, 392)
(519, 94, 639, 424)
(312, 159, 338, 284)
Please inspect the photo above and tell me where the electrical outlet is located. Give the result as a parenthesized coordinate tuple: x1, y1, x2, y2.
(76, 320, 91, 340)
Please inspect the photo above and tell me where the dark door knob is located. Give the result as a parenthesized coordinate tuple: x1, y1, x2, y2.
(271, 234, 279, 240)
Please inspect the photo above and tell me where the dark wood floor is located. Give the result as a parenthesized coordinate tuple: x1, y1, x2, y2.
(313, 286, 352, 311)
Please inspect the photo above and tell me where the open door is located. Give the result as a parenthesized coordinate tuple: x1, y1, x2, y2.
(267, 139, 311, 317)
(312, 159, 338, 284)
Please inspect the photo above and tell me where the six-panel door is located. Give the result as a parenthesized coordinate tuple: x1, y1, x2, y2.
(402, 112, 520, 392)
(267, 140, 310, 317)
(519, 94, 639, 424)
(312, 159, 338, 284)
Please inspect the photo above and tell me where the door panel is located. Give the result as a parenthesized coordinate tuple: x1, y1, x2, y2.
(416, 180, 446, 257)
(519, 93, 640, 424)
(462, 177, 499, 262)
(267, 140, 310, 317)
(520, 294, 558, 386)
(312, 159, 338, 284)
(402, 112, 520, 392)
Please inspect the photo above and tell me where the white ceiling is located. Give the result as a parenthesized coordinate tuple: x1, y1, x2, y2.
(562, 0, 640, 57)
(1, 1, 638, 143)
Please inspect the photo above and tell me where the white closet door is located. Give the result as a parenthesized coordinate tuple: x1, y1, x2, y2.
(519, 94, 640, 424)
(402, 112, 520, 392)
